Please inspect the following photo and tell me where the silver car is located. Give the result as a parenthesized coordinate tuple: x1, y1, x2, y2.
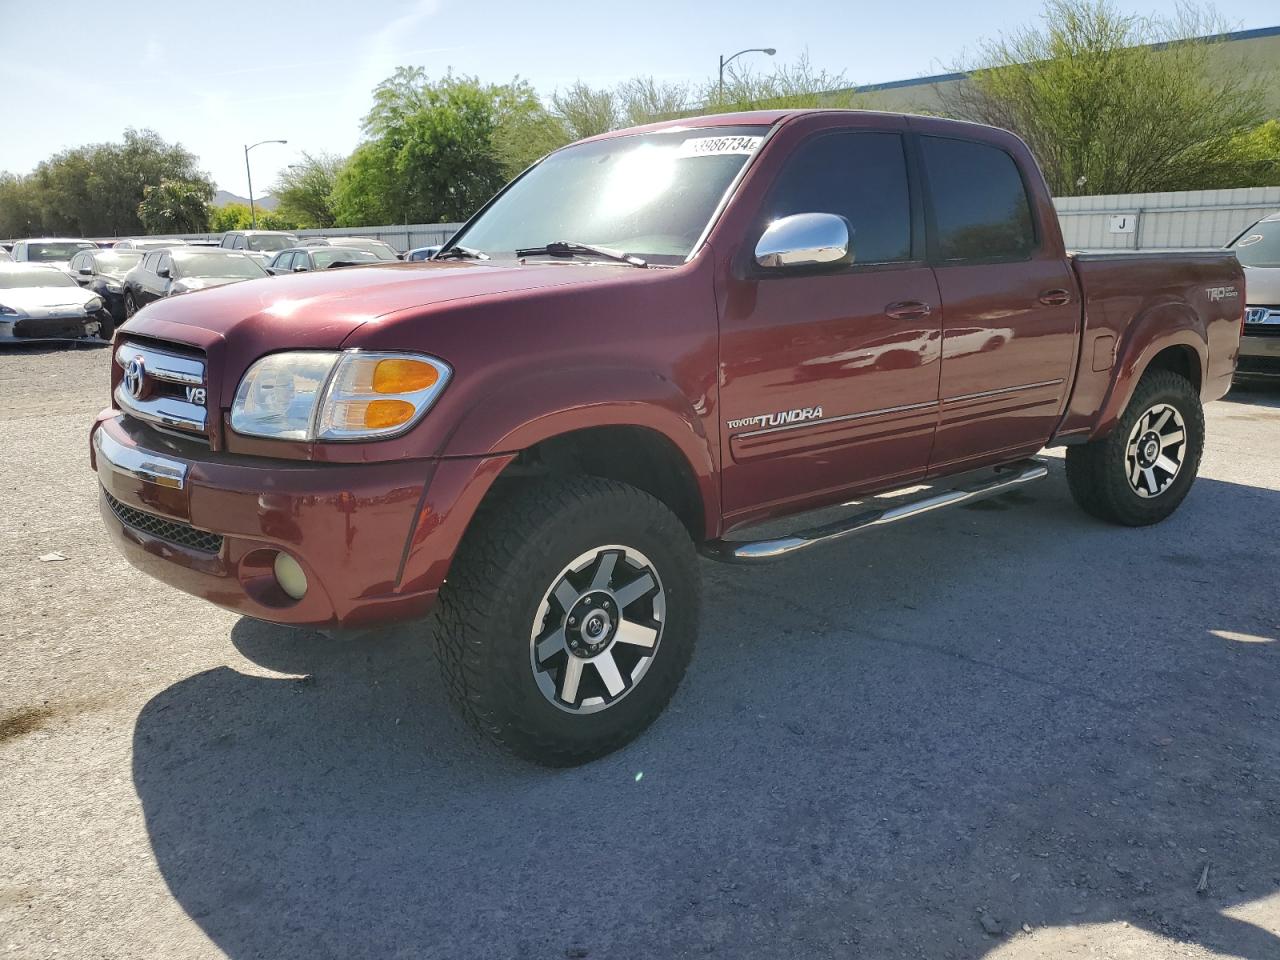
(10, 237, 99, 278)
(1229, 212, 1280, 380)
(0, 263, 105, 341)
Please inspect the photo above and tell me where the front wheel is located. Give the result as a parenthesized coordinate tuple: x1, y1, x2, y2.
(123, 291, 138, 319)
(1065, 370, 1204, 526)
(432, 476, 700, 766)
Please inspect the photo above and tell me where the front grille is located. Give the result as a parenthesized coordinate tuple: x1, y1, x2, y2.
(1245, 306, 1280, 336)
(104, 491, 223, 554)
(15, 317, 91, 338)
(1238, 355, 1280, 375)
(114, 340, 210, 442)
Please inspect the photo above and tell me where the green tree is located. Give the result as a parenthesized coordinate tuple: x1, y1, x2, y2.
(209, 202, 299, 233)
(703, 53, 855, 112)
(937, 0, 1271, 195)
(138, 178, 214, 233)
(21, 129, 214, 236)
(272, 152, 344, 228)
(334, 68, 554, 225)
(0, 173, 43, 238)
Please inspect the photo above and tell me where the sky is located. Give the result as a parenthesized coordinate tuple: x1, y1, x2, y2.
(1, 0, 1276, 195)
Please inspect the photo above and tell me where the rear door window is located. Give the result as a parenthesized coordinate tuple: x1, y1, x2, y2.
(920, 137, 1036, 262)
(763, 131, 913, 265)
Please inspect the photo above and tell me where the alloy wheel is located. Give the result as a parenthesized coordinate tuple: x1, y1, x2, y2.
(1125, 402, 1186, 498)
(529, 545, 665, 714)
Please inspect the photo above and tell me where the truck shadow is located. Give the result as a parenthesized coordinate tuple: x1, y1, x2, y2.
(132, 464, 1280, 959)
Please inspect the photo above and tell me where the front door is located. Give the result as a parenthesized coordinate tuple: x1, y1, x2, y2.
(718, 125, 942, 524)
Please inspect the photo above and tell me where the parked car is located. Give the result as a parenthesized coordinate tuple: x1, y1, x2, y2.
(68, 249, 143, 335)
(0, 263, 106, 341)
(297, 236, 401, 260)
(405, 245, 441, 262)
(93, 109, 1243, 765)
(11, 238, 98, 276)
(265, 246, 381, 275)
(114, 238, 189, 251)
(218, 230, 299, 264)
(120, 248, 268, 317)
(1227, 211, 1280, 380)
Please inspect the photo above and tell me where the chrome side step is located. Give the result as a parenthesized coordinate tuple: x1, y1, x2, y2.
(700, 458, 1049, 564)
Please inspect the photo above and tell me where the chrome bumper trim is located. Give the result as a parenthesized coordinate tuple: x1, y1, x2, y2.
(113, 384, 207, 431)
(114, 342, 205, 386)
(94, 421, 189, 490)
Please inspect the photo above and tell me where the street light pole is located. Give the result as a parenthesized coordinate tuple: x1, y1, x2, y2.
(718, 47, 776, 101)
(244, 139, 288, 230)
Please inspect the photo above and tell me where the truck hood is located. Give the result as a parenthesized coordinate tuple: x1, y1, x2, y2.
(120, 260, 638, 353)
(1243, 265, 1280, 306)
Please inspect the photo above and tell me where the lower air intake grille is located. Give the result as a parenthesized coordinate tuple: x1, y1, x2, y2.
(104, 491, 223, 555)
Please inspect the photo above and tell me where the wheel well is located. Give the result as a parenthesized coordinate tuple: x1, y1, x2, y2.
(1144, 345, 1201, 392)
(492, 426, 706, 538)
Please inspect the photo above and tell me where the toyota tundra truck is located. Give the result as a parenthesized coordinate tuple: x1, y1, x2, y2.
(90, 110, 1244, 765)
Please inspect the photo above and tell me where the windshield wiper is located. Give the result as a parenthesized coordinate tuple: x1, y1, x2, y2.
(514, 241, 647, 268)
(434, 245, 489, 261)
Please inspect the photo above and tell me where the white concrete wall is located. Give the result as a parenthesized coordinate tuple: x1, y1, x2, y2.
(1054, 187, 1280, 251)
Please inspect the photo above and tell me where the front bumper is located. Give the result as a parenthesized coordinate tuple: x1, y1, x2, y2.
(1237, 331, 1280, 378)
(0, 311, 102, 342)
(90, 412, 512, 628)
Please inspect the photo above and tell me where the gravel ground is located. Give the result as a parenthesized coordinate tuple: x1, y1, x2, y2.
(2, 343, 1279, 960)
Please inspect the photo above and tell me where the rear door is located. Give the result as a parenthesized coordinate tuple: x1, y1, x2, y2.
(718, 119, 942, 521)
(916, 133, 1079, 472)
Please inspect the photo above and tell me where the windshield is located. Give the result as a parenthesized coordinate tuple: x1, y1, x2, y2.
(313, 248, 379, 267)
(174, 253, 268, 279)
(248, 234, 297, 252)
(0, 266, 79, 289)
(1231, 219, 1280, 269)
(27, 241, 96, 262)
(95, 251, 143, 276)
(449, 126, 768, 263)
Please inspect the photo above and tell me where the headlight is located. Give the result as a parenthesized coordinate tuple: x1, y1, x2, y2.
(0, 304, 17, 316)
(230, 350, 451, 441)
(104, 280, 123, 293)
(85, 297, 104, 313)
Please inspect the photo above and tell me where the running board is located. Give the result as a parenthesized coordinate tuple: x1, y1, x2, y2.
(700, 458, 1049, 564)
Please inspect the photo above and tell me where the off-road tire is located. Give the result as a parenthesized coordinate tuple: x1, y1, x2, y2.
(432, 476, 700, 766)
(1065, 370, 1204, 526)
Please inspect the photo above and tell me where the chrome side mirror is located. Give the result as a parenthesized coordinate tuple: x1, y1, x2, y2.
(754, 213, 852, 269)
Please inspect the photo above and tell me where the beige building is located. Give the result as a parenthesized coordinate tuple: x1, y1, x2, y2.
(851, 25, 1280, 116)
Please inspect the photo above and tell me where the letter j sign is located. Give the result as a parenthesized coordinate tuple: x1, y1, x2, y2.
(1107, 215, 1136, 234)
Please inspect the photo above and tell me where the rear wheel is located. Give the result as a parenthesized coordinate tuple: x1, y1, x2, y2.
(123, 291, 138, 319)
(432, 476, 700, 766)
(1066, 370, 1204, 525)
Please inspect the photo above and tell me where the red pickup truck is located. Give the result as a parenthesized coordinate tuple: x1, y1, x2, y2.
(91, 110, 1244, 764)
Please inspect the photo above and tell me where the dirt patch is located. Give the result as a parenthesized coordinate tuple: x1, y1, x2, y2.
(0, 705, 55, 744)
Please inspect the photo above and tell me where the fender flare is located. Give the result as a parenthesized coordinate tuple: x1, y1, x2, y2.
(439, 365, 720, 537)
(1092, 302, 1207, 439)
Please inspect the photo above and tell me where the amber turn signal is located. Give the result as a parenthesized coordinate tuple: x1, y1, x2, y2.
(373, 358, 439, 394)
(363, 398, 416, 429)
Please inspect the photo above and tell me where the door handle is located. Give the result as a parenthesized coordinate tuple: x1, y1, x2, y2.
(885, 300, 932, 321)
(1038, 288, 1072, 306)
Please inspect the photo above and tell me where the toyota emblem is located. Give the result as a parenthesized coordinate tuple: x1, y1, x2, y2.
(124, 355, 146, 399)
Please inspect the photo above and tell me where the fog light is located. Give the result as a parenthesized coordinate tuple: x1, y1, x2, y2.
(273, 552, 308, 600)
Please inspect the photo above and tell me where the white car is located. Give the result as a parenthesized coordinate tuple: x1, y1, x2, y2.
(0, 263, 105, 341)
(10, 237, 99, 278)
(1227, 212, 1280, 380)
